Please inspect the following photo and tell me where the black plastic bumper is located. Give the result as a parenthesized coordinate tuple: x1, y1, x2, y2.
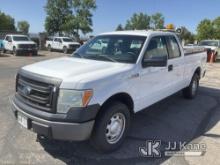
(11, 97, 100, 141)
(16, 49, 37, 55)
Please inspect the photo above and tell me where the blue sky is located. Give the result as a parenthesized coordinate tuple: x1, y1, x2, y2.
(1, 0, 220, 35)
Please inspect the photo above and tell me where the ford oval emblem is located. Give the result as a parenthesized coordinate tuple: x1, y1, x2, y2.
(23, 86, 32, 96)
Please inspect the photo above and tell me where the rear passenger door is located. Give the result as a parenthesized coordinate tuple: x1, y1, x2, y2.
(166, 35, 185, 91)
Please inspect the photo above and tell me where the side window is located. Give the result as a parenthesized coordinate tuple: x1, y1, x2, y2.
(143, 36, 168, 61)
(166, 36, 181, 59)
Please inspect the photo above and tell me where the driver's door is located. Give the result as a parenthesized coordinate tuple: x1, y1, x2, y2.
(135, 36, 171, 111)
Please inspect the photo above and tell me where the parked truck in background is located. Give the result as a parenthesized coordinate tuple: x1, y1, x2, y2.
(11, 30, 207, 152)
(3, 34, 38, 56)
(45, 37, 81, 54)
(199, 40, 220, 61)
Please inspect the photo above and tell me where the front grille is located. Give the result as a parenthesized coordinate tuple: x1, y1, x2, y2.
(19, 44, 36, 49)
(69, 44, 80, 50)
(16, 72, 59, 112)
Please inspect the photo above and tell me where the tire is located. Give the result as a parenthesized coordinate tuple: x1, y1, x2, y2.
(90, 101, 130, 153)
(63, 46, 68, 54)
(13, 47, 18, 56)
(48, 45, 52, 52)
(2, 49, 6, 53)
(182, 74, 199, 99)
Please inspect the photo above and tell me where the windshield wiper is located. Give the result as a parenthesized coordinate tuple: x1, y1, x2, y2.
(98, 55, 117, 62)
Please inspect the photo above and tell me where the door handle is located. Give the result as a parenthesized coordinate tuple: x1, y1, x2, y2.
(168, 65, 173, 72)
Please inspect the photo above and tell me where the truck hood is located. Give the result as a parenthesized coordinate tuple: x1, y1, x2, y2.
(14, 41, 36, 45)
(22, 57, 133, 88)
(64, 42, 80, 45)
(203, 46, 217, 50)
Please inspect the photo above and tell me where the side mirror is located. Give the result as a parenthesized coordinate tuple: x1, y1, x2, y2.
(142, 56, 167, 67)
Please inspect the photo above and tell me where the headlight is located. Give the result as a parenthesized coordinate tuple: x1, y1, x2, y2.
(57, 89, 93, 113)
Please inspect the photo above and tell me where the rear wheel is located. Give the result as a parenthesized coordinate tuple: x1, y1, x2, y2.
(90, 101, 130, 153)
(182, 74, 199, 99)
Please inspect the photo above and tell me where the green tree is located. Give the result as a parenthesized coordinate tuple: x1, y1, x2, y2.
(44, 0, 72, 35)
(0, 11, 16, 31)
(196, 19, 214, 41)
(125, 13, 151, 30)
(179, 26, 195, 44)
(17, 21, 30, 34)
(116, 24, 123, 31)
(213, 17, 220, 39)
(151, 13, 164, 29)
(71, 0, 96, 35)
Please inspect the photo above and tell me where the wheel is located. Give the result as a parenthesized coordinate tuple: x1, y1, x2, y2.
(13, 47, 18, 56)
(182, 74, 199, 99)
(63, 46, 68, 54)
(2, 49, 6, 53)
(48, 45, 52, 52)
(90, 101, 130, 153)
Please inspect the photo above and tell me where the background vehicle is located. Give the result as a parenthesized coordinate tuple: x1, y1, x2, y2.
(3, 34, 38, 56)
(199, 40, 220, 61)
(0, 39, 3, 52)
(11, 30, 206, 152)
(45, 37, 81, 54)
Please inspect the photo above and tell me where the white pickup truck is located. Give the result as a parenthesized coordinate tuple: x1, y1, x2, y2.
(45, 37, 81, 54)
(11, 30, 207, 152)
(3, 34, 38, 56)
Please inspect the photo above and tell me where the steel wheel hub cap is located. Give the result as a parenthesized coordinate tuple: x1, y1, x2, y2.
(105, 113, 126, 144)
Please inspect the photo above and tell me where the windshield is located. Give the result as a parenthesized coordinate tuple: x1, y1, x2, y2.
(13, 36, 30, 41)
(63, 38, 73, 42)
(199, 41, 219, 47)
(72, 35, 146, 63)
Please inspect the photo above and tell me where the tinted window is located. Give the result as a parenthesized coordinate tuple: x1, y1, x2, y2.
(62, 38, 73, 42)
(13, 36, 30, 41)
(54, 38, 61, 42)
(143, 36, 168, 61)
(166, 36, 181, 59)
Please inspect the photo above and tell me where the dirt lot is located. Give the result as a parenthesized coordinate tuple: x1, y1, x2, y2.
(0, 51, 220, 165)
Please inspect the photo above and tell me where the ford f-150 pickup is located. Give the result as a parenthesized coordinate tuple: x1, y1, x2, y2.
(45, 37, 81, 54)
(3, 34, 38, 56)
(11, 30, 207, 152)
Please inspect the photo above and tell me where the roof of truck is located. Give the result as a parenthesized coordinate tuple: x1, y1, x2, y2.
(100, 30, 176, 37)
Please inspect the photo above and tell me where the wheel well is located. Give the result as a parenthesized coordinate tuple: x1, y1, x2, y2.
(100, 93, 134, 114)
(194, 67, 201, 79)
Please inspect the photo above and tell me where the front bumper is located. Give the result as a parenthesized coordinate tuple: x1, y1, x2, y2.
(11, 97, 99, 141)
(16, 49, 37, 55)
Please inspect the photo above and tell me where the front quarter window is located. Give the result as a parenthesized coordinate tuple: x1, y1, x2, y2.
(72, 35, 146, 63)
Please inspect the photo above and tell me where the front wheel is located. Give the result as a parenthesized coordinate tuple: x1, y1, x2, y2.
(182, 74, 199, 99)
(13, 47, 18, 56)
(90, 101, 130, 153)
(63, 46, 68, 54)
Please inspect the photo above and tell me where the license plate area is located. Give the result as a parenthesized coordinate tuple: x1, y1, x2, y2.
(17, 112, 28, 128)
